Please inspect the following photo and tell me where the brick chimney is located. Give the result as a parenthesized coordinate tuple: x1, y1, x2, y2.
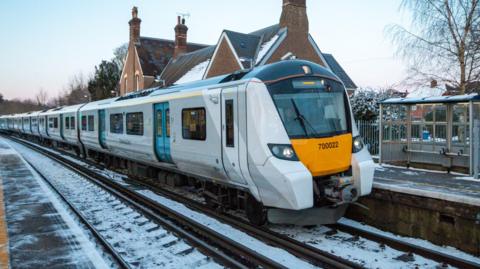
(173, 16, 188, 58)
(280, 0, 308, 37)
(129, 7, 141, 45)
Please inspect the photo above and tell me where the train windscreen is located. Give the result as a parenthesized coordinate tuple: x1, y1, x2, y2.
(267, 78, 349, 139)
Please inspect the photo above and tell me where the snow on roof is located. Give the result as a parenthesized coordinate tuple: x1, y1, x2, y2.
(255, 34, 279, 65)
(406, 85, 446, 98)
(174, 60, 210, 85)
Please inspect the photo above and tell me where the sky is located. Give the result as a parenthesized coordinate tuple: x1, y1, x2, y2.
(0, 0, 411, 100)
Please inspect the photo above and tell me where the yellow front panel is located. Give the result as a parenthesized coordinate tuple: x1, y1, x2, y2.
(291, 133, 352, 177)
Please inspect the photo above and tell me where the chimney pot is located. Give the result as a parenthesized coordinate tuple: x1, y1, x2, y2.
(174, 16, 188, 58)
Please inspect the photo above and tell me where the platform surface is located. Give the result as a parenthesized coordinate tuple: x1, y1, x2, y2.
(0, 138, 101, 268)
(374, 164, 480, 206)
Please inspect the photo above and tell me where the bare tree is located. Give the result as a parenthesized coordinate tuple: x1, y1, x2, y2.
(388, 0, 480, 94)
(35, 88, 49, 106)
(113, 43, 128, 76)
(64, 73, 90, 105)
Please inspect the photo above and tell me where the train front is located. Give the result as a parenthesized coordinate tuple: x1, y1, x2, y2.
(245, 60, 375, 225)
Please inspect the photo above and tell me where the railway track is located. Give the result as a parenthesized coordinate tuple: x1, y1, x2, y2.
(329, 222, 480, 269)
(6, 135, 363, 269)
(9, 138, 281, 269)
(9, 135, 480, 269)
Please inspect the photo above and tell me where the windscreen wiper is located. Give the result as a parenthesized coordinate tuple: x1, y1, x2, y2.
(290, 99, 321, 138)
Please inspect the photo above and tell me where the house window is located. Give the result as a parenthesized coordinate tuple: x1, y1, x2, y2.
(110, 113, 124, 134)
(126, 112, 143, 136)
(88, 115, 94, 131)
(81, 116, 87, 131)
(225, 100, 234, 147)
(182, 108, 206, 140)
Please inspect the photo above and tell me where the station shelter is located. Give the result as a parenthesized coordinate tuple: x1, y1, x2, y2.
(379, 94, 480, 177)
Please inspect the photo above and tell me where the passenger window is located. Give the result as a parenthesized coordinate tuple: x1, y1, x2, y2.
(66, 117, 70, 129)
(81, 116, 87, 131)
(88, 115, 94, 131)
(126, 112, 144, 136)
(166, 109, 170, 137)
(53, 118, 58, 129)
(156, 110, 162, 136)
(182, 108, 206, 140)
(225, 100, 234, 147)
(110, 113, 123, 134)
(71, 117, 75, 130)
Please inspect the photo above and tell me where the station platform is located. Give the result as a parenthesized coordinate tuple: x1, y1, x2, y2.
(0, 138, 105, 268)
(374, 164, 480, 206)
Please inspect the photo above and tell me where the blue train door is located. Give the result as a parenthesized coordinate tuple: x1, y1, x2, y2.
(154, 103, 173, 163)
(98, 109, 107, 149)
(59, 114, 65, 140)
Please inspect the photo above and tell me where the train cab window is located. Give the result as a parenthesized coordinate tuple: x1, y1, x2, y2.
(182, 108, 206, 140)
(70, 117, 75, 130)
(81, 116, 87, 131)
(166, 109, 170, 137)
(156, 110, 163, 136)
(110, 113, 124, 134)
(88, 115, 94, 131)
(126, 112, 144, 136)
(65, 117, 70, 129)
(225, 100, 234, 147)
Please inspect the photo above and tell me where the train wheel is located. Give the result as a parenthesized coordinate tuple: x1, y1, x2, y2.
(245, 194, 267, 226)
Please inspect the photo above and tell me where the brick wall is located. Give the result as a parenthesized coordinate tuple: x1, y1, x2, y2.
(205, 38, 242, 78)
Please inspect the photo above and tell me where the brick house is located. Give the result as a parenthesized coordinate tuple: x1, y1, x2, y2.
(119, 0, 357, 96)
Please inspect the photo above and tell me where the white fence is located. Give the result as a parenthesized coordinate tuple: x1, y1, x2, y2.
(357, 120, 379, 156)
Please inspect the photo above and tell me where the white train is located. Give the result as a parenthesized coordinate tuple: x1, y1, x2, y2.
(0, 60, 375, 225)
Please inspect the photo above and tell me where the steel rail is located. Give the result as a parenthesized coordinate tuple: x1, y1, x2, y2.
(7, 136, 285, 269)
(329, 223, 480, 269)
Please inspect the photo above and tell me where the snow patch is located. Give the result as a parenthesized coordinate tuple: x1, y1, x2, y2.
(175, 60, 210, 85)
(256, 34, 279, 64)
(339, 218, 480, 265)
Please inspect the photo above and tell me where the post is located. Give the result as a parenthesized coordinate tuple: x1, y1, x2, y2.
(469, 101, 474, 176)
(379, 104, 383, 164)
(474, 120, 479, 179)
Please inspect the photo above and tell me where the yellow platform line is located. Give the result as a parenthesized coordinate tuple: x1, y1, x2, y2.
(0, 177, 9, 269)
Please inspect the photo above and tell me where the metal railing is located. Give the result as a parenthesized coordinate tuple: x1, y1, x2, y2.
(357, 120, 379, 156)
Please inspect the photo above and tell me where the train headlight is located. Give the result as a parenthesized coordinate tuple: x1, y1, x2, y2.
(352, 136, 364, 153)
(268, 144, 299, 161)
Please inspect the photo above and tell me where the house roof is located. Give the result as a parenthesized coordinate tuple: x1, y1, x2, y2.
(160, 25, 283, 85)
(137, 36, 208, 76)
(322, 53, 357, 89)
(160, 45, 216, 85)
(158, 24, 356, 88)
(223, 30, 262, 67)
